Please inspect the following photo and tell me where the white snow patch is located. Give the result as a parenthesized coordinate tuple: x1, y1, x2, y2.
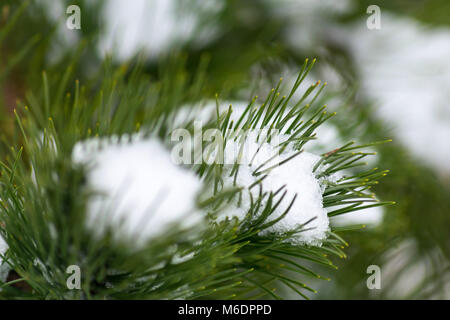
(172, 251, 195, 265)
(220, 133, 330, 246)
(339, 13, 450, 173)
(331, 206, 384, 227)
(0, 236, 9, 283)
(72, 135, 204, 246)
(327, 170, 385, 228)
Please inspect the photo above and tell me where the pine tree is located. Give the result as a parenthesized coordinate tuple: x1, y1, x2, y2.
(0, 1, 397, 300)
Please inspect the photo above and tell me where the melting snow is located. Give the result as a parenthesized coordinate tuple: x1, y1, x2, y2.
(72, 135, 204, 246)
(220, 131, 330, 246)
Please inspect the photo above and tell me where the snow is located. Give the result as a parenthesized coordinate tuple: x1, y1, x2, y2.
(100, 0, 172, 60)
(340, 13, 450, 173)
(222, 101, 384, 231)
(330, 206, 384, 227)
(275, 4, 450, 174)
(378, 239, 430, 299)
(220, 130, 330, 246)
(0, 235, 9, 283)
(99, 0, 221, 60)
(72, 134, 204, 246)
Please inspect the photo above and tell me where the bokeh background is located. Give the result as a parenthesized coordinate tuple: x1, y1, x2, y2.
(1, 0, 450, 299)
